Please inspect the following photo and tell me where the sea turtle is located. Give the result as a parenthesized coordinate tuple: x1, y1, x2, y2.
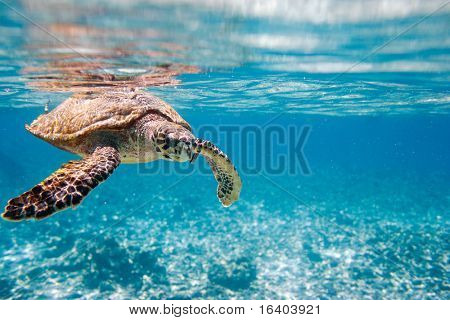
(2, 90, 242, 221)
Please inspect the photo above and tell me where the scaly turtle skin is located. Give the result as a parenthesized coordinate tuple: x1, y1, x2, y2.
(2, 90, 242, 221)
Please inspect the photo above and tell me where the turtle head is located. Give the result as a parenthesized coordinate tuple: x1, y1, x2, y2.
(165, 138, 197, 163)
(154, 126, 197, 163)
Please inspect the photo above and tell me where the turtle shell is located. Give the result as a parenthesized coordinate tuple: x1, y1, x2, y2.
(26, 90, 191, 142)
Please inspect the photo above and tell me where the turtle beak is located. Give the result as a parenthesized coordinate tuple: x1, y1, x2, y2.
(190, 152, 199, 163)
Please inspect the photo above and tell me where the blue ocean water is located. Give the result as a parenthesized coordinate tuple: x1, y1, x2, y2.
(0, 0, 449, 299)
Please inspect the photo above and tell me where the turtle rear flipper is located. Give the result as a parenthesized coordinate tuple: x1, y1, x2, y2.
(2, 146, 120, 221)
(193, 139, 242, 207)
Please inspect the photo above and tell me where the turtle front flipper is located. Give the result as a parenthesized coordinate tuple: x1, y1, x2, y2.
(193, 139, 242, 207)
(2, 146, 120, 221)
